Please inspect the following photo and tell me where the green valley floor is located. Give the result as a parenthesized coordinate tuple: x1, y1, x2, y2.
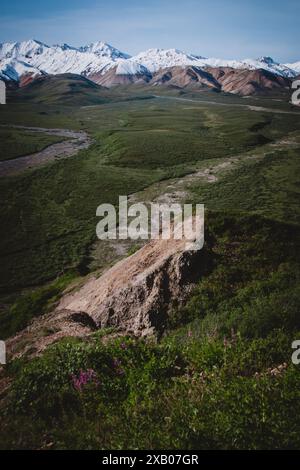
(0, 88, 300, 449)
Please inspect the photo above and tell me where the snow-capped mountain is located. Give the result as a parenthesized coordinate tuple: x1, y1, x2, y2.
(130, 49, 296, 78)
(79, 41, 130, 60)
(284, 61, 300, 74)
(0, 39, 299, 88)
(197, 56, 297, 78)
(0, 58, 41, 82)
(130, 48, 199, 72)
(90, 59, 152, 87)
(0, 39, 49, 60)
(0, 39, 130, 80)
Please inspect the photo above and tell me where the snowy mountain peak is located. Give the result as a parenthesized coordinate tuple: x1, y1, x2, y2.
(80, 41, 130, 60)
(192, 54, 207, 60)
(0, 39, 49, 60)
(132, 48, 198, 72)
(0, 39, 132, 79)
(258, 56, 277, 65)
(58, 43, 79, 51)
(0, 38, 299, 85)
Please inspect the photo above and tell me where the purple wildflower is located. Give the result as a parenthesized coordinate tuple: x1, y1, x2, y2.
(71, 368, 98, 392)
(112, 357, 125, 376)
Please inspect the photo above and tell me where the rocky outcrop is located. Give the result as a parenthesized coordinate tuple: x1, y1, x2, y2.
(7, 222, 207, 358)
(58, 235, 204, 336)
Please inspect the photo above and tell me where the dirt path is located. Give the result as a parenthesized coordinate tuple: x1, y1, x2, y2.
(0, 126, 91, 177)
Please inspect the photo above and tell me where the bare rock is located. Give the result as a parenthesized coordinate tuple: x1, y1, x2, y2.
(7, 225, 207, 358)
(59, 235, 205, 336)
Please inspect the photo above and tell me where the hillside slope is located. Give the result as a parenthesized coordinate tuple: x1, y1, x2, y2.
(8, 73, 111, 105)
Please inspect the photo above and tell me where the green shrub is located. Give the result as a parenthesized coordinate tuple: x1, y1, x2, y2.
(3, 331, 300, 449)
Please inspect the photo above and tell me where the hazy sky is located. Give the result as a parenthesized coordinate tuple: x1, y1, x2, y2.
(0, 0, 299, 62)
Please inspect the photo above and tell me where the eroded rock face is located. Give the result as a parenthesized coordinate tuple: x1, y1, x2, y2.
(206, 67, 291, 96)
(149, 66, 220, 90)
(7, 226, 207, 358)
(59, 237, 205, 336)
(92, 63, 291, 95)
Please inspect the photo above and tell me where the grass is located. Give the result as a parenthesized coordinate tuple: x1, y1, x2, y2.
(189, 147, 300, 225)
(8, 74, 113, 106)
(0, 149, 168, 292)
(1, 95, 300, 292)
(0, 127, 67, 161)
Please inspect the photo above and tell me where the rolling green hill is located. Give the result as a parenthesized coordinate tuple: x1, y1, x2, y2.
(8, 74, 112, 106)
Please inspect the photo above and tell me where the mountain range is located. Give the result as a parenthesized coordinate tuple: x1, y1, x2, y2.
(1, 39, 299, 96)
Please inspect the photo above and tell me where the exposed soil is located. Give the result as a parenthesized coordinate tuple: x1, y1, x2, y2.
(7, 215, 205, 358)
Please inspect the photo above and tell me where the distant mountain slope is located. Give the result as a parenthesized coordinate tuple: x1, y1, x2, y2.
(90, 60, 152, 86)
(131, 49, 297, 78)
(195, 56, 296, 78)
(98, 64, 291, 96)
(0, 57, 41, 82)
(149, 66, 220, 90)
(1, 39, 298, 96)
(285, 61, 300, 74)
(9, 73, 111, 105)
(206, 67, 291, 96)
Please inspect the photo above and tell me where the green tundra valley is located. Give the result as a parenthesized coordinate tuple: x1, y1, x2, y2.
(0, 75, 300, 449)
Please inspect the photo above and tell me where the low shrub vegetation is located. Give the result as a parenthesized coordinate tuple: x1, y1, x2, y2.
(1, 213, 300, 449)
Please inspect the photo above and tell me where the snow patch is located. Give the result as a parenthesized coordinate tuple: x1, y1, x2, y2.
(284, 61, 300, 74)
(132, 48, 198, 72)
(115, 60, 149, 75)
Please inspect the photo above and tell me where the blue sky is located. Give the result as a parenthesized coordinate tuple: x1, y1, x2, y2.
(0, 0, 299, 62)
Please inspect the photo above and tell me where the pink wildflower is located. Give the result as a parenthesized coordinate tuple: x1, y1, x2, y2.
(71, 368, 98, 392)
